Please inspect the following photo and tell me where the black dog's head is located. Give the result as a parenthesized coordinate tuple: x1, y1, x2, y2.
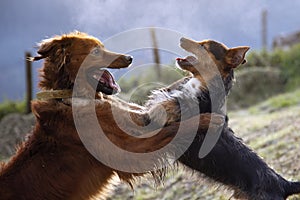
(177, 37, 249, 94)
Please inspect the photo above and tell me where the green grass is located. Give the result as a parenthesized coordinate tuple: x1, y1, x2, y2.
(244, 44, 300, 92)
(249, 89, 300, 114)
(0, 99, 26, 120)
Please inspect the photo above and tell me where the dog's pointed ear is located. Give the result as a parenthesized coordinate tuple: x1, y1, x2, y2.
(31, 39, 60, 61)
(225, 46, 250, 68)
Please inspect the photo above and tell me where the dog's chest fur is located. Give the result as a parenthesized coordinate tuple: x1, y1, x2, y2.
(145, 74, 228, 127)
(146, 77, 205, 125)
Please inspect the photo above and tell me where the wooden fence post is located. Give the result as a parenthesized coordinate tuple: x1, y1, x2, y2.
(150, 28, 161, 82)
(25, 52, 32, 114)
(262, 9, 268, 50)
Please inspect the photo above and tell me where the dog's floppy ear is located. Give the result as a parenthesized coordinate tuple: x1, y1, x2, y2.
(31, 38, 61, 61)
(225, 46, 250, 68)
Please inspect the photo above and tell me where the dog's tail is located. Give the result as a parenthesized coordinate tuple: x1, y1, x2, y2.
(284, 181, 300, 198)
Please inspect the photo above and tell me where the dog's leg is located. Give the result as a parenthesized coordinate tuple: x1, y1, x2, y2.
(104, 95, 146, 110)
(94, 97, 221, 131)
(97, 109, 225, 153)
(179, 125, 300, 199)
(147, 101, 181, 127)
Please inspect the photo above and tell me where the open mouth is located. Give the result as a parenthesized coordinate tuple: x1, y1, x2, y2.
(86, 67, 120, 95)
(176, 55, 199, 69)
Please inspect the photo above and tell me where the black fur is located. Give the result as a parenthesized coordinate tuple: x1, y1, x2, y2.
(207, 41, 227, 61)
(176, 73, 300, 199)
(179, 124, 300, 199)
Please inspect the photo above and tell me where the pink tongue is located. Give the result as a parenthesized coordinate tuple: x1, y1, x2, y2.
(102, 70, 120, 91)
(92, 69, 120, 91)
(108, 75, 114, 87)
(108, 75, 120, 91)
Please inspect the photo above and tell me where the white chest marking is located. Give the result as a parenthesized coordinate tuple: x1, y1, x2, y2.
(182, 78, 202, 98)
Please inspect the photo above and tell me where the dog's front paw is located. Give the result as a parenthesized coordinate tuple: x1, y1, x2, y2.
(199, 113, 225, 130)
(209, 113, 226, 127)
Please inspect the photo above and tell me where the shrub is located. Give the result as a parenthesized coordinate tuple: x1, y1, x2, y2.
(245, 44, 300, 91)
(0, 100, 26, 120)
(228, 67, 285, 110)
(276, 44, 300, 90)
(244, 50, 270, 67)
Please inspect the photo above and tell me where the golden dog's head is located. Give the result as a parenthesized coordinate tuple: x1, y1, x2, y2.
(33, 31, 132, 96)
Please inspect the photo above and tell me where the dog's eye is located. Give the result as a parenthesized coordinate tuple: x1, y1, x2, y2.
(91, 47, 101, 56)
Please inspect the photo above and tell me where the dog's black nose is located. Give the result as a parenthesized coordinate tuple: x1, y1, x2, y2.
(124, 55, 133, 64)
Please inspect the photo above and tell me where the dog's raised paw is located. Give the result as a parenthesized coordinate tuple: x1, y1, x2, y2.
(210, 113, 225, 126)
(199, 113, 225, 130)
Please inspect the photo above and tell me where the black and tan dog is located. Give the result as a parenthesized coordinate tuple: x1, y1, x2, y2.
(173, 37, 300, 200)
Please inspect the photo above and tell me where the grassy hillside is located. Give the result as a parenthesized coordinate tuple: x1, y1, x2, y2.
(107, 89, 300, 200)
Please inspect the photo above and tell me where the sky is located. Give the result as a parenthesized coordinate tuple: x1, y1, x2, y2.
(1, 0, 300, 101)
